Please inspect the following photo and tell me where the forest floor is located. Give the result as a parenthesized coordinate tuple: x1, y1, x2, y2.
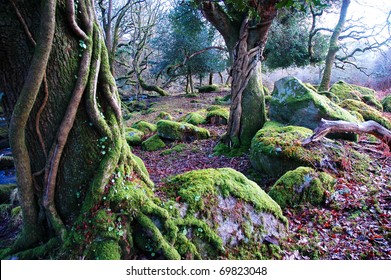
(1, 90, 390, 259)
(129, 90, 391, 260)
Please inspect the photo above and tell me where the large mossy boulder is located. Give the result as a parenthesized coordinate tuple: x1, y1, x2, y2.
(268, 167, 335, 209)
(250, 122, 319, 178)
(382, 95, 391, 113)
(250, 121, 372, 179)
(269, 77, 358, 130)
(329, 80, 382, 110)
(162, 168, 287, 259)
(157, 120, 210, 142)
(339, 99, 391, 130)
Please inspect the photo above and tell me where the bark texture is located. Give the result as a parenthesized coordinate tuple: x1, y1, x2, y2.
(199, 0, 278, 150)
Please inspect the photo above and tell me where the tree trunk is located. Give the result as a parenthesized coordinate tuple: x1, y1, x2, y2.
(199, 1, 278, 152)
(318, 0, 351, 91)
(209, 72, 213, 85)
(0, 0, 182, 260)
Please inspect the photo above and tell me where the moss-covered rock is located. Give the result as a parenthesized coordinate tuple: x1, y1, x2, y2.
(183, 112, 206, 126)
(214, 94, 231, 105)
(141, 134, 166, 151)
(162, 168, 287, 259)
(250, 122, 318, 178)
(157, 120, 210, 142)
(206, 108, 229, 125)
(339, 99, 391, 130)
(125, 128, 144, 146)
(318, 91, 340, 103)
(268, 167, 335, 209)
(131, 120, 157, 134)
(269, 77, 358, 130)
(198, 84, 219, 93)
(329, 80, 382, 110)
(382, 95, 391, 112)
(155, 111, 173, 121)
(250, 121, 372, 179)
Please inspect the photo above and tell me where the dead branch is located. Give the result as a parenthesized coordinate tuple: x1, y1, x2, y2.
(302, 119, 391, 149)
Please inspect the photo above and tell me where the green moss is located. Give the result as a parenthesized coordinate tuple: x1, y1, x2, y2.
(164, 168, 287, 224)
(382, 95, 391, 112)
(207, 105, 224, 111)
(131, 120, 157, 134)
(162, 168, 287, 259)
(125, 128, 144, 146)
(183, 112, 206, 126)
(268, 167, 335, 209)
(155, 111, 173, 121)
(11, 206, 21, 217)
(340, 99, 391, 130)
(0, 184, 17, 204)
(214, 94, 231, 105)
(362, 95, 383, 111)
(304, 83, 318, 92)
(270, 77, 358, 130)
(157, 120, 210, 142)
(213, 142, 249, 157)
(198, 84, 219, 93)
(329, 81, 381, 110)
(250, 121, 319, 178)
(91, 240, 121, 260)
(142, 134, 166, 151)
(161, 143, 187, 155)
(131, 154, 150, 178)
(318, 91, 340, 103)
(206, 108, 229, 125)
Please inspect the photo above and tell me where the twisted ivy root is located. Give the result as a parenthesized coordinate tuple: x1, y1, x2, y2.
(8, 0, 57, 251)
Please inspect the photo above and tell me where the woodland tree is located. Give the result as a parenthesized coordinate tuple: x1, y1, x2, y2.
(195, 0, 279, 151)
(0, 0, 217, 259)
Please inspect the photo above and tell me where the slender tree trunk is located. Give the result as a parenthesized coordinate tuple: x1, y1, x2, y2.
(318, 0, 351, 91)
(209, 72, 213, 85)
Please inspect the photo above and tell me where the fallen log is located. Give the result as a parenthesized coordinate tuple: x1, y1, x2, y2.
(302, 119, 391, 149)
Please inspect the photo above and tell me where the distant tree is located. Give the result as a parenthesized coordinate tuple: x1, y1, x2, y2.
(372, 48, 391, 90)
(152, 2, 228, 93)
(96, 0, 138, 73)
(264, 9, 329, 70)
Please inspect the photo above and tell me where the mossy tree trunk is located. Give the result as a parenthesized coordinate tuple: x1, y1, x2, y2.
(318, 0, 351, 91)
(0, 0, 183, 260)
(199, 1, 278, 151)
